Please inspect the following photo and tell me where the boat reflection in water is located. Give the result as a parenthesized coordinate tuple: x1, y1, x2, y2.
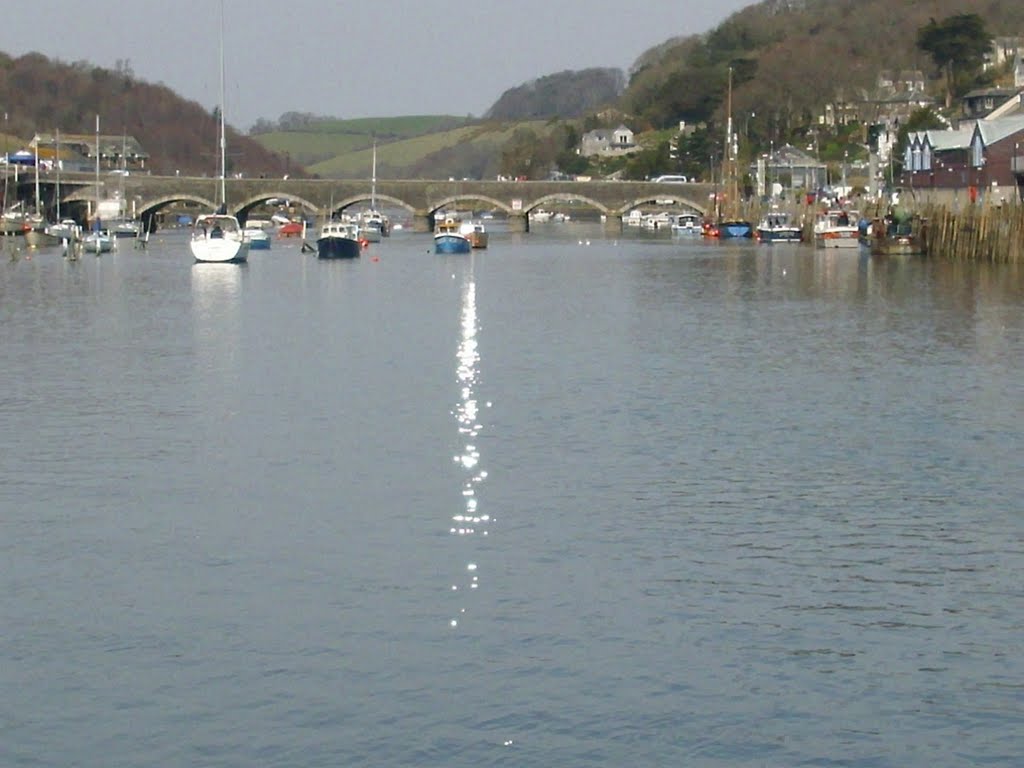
(449, 258, 491, 629)
(191, 261, 245, 386)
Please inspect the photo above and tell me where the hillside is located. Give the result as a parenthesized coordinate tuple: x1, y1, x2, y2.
(624, 0, 1024, 132)
(0, 51, 293, 176)
(254, 115, 473, 167)
(485, 68, 626, 120)
(304, 121, 553, 179)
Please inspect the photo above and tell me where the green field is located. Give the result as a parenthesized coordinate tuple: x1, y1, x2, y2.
(253, 117, 555, 179)
(254, 115, 473, 167)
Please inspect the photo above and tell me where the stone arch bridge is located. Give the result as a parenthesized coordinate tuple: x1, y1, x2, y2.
(50, 174, 715, 232)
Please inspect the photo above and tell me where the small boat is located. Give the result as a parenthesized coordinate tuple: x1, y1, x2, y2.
(358, 210, 387, 242)
(278, 220, 304, 238)
(869, 208, 926, 257)
(670, 212, 703, 235)
(434, 218, 471, 254)
(110, 218, 142, 239)
(317, 219, 362, 259)
(813, 209, 859, 248)
(459, 220, 488, 249)
(756, 211, 802, 243)
(244, 225, 272, 250)
(82, 226, 114, 254)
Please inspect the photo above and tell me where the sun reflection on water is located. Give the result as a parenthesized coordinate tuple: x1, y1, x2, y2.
(449, 269, 491, 628)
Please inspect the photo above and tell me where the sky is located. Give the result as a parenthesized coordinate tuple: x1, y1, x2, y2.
(0, 0, 752, 131)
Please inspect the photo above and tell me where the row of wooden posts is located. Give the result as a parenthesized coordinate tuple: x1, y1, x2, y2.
(734, 198, 1024, 262)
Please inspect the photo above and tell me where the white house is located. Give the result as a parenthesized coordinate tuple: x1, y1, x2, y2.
(580, 125, 638, 157)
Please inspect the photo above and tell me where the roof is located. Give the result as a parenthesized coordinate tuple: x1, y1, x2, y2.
(31, 132, 148, 158)
(963, 87, 1018, 100)
(973, 115, 1024, 146)
(906, 127, 972, 151)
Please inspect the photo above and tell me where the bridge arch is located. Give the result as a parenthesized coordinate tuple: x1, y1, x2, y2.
(334, 193, 417, 215)
(425, 194, 513, 216)
(524, 193, 611, 216)
(615, 192, 710, 217)
(235, 192, 321, 218)
(137, 194, 218, 217)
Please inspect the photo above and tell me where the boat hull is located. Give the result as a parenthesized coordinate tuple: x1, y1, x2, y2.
(870, 237, 924, 257)
(190, 239, 248, 263)
(435, 234, 472, 254)
(247, 233, 272, 250)
(757, 228, 802, 243)
(814, 230, 860, 248)
(317, 235, 361, 259)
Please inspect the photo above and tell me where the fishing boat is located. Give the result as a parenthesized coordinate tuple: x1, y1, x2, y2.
(756, 210, 802, 243)
(190, 2, 249, 264)
(813, 209, 860, 248)
(434, 217, 471, 253)
(316, 219, 362, 259)
(459, 219, 488, 249)
(869, 207, 926, 256)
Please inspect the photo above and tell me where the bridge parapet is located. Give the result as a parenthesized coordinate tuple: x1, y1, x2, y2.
(37, 173, 716, 222)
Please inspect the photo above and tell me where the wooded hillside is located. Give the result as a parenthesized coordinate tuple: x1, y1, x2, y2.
(485, 68, 625, 120)
(0, 52, 294, 176)
(624, 0, 1024, 135)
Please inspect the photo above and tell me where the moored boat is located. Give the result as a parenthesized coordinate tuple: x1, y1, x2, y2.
(191, 213, 249, 263)
(189, 1, 248, 265)
(459, 219, 488, 249)
(316, 219, 362, 259)
(706, 219, 754, 238)
(670, 212, 703, 235)
(434, 218, 471, 253)
(869, 207, 926, 256)
(756, 211, 802, 243)
(82, 226, 114, 254)
(244, 225, 272, 250)
(813, 209, 860, 248)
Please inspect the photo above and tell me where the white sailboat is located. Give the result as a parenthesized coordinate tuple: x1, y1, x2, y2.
(83, 115, 113, 255)
(358, 141, 388, 242)
(190, 0, 249, 264)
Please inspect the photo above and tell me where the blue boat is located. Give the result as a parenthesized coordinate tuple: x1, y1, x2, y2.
(716, 219, 754, 238)
(434, 218, 471, 254)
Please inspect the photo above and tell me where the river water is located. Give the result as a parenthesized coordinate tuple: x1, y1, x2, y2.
(2, 224, 1023, 767)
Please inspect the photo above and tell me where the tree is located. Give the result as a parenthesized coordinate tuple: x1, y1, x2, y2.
(916, 14, 992, 108)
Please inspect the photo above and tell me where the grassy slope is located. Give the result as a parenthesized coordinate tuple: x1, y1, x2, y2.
(300, 120, 551, 178)
(255, 115, 472, 166)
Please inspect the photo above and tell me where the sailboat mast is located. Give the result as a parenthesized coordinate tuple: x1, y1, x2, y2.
(55, 128, 61, 220)
(371, 140, 377, 211)
(33, 135, 40, 214)
(94, 114, 100, 225)
(2, 112, 8, 213)
(218, 0, 227, 208)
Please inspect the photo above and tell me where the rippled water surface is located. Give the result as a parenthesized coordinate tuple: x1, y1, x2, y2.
(2, 226, 1023, 767)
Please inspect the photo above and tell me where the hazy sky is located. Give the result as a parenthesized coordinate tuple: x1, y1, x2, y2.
(0, 0, 751, 130)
